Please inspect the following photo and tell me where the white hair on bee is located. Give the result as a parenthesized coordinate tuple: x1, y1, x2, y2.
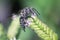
(20, 7, 38, 31)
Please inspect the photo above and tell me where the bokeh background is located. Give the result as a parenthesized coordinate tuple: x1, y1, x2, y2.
(0, 0, 60, 40)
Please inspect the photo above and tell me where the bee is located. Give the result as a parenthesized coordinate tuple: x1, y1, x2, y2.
(19, 7, 39, 31)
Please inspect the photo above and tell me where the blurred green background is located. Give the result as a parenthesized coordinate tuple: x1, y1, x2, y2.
(0, 0, 60, 40)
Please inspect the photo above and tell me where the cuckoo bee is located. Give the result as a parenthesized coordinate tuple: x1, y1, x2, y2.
(19, 7, 39, 31)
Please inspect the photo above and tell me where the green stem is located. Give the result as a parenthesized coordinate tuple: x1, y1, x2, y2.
(27, 16, 58, 40)
(0, 23, 7, 40)
(7, 16, 20, 39)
